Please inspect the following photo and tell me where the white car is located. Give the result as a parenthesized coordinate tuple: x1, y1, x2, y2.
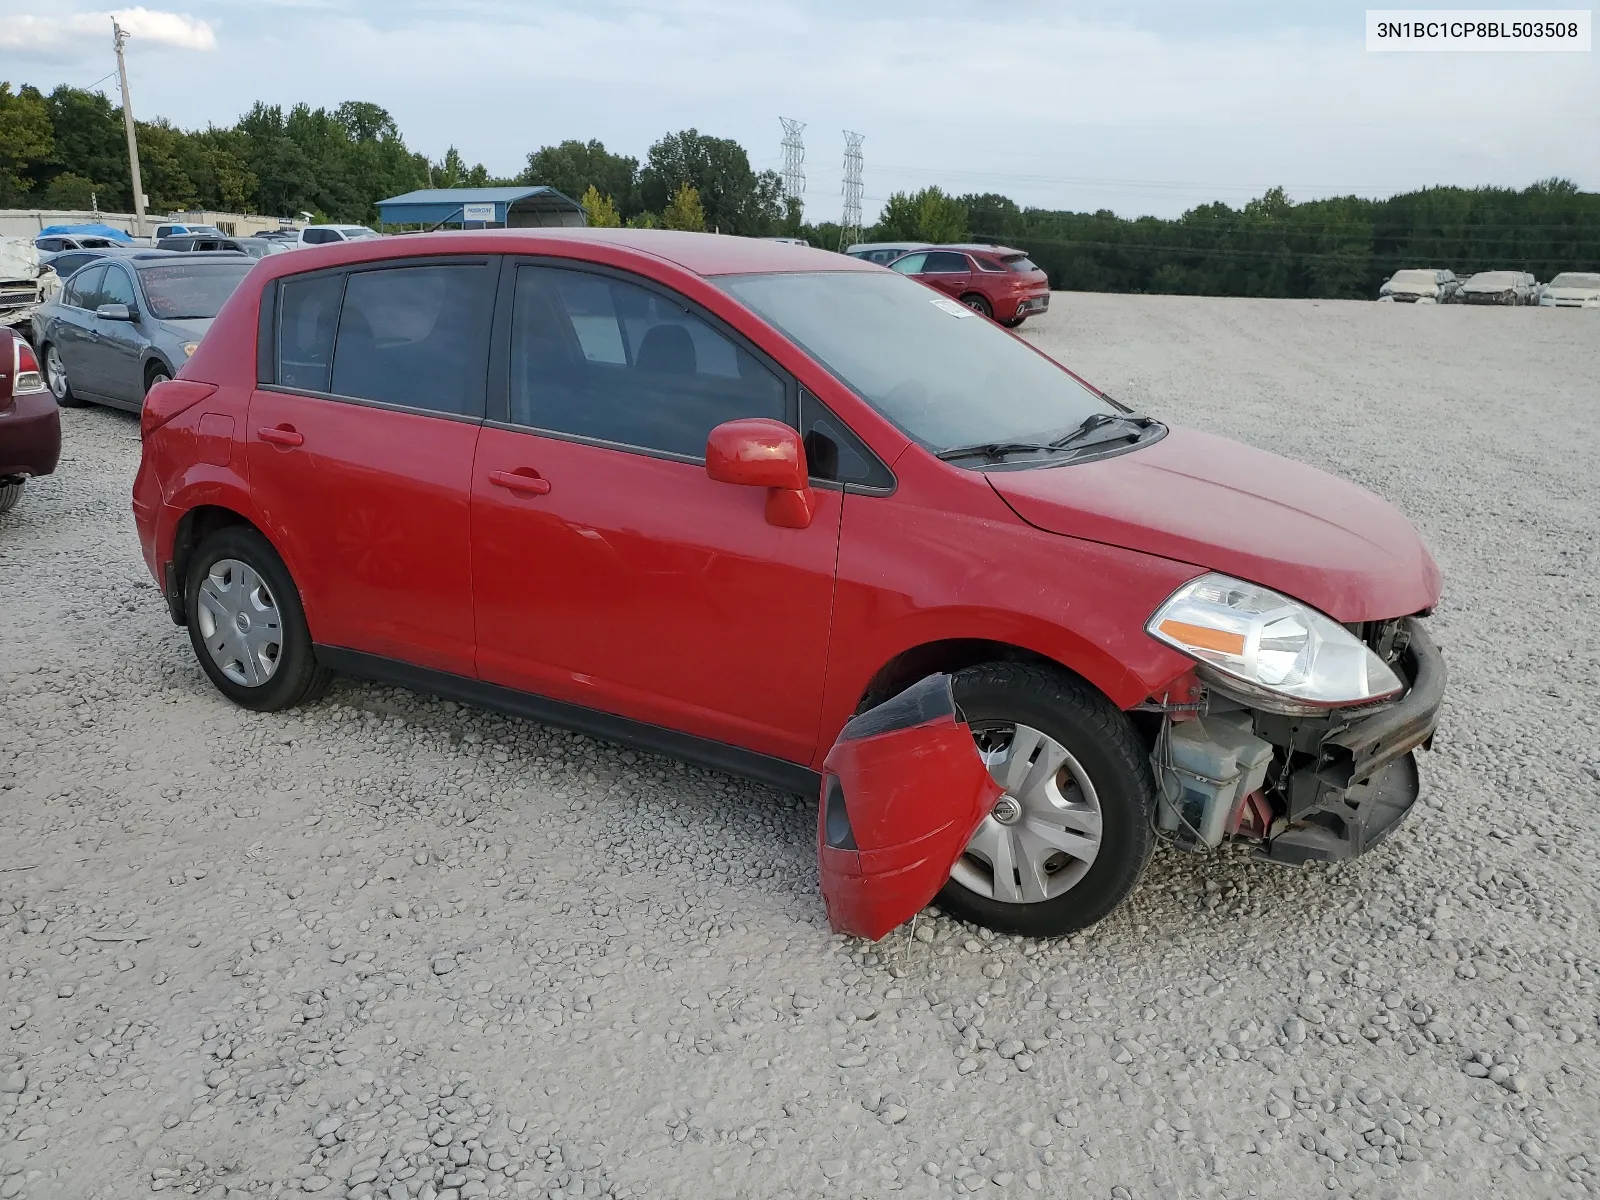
(1537, 272, 1600, 308)
(1378, 268, 1459, 304)
(296, 225, 381, 247)
(1457, 271, 1538, 306)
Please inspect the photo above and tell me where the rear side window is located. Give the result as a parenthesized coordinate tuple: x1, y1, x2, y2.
(277, 273, 344, 392)
(507, 264, 786, 459)
(1005, 256, 1039, 273)
(64, 264, 106, 310)
(328, 264, 494, 416)
(923, 252, 970, 274)
(302, 229, 338, 245)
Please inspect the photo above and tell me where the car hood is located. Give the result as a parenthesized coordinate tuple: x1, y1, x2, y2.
(148, 316, 213, 344)
(986, 425, 1442, 622)
(1543, 286, 1600, 300)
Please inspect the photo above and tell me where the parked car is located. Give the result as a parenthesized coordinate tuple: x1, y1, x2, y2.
(39, 247, 126, 282)
(34, 251, 256, 413)
(152, 223, 225, 241)
(296, 225, 381, 247)
(156, 234, 291, 260)
(1378, 269, 1460, 303)
(1457, 271, 1537, 305)
(1, 237, 50, 343)
(35, 233, 120, 253)
(844, 241, 930, 266)
(0, 325, 61, 515)
(887, 244, 1051, 327)
(133, 229, 1446, 940)
(1537, 271, 1600, 308)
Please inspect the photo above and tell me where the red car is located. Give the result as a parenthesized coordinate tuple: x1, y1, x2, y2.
(0, 327, 60, 514)
(888, 243, 1050, 326)
(133, 230, 1445, 939)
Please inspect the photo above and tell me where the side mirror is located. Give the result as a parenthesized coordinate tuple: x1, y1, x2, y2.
(96, 303, 134, 322)
(706, 418, 817, 529)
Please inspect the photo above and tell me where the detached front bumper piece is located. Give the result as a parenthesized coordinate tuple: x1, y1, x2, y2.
(818, 674, 1001, 940)
(1256, 618, 1447, 865)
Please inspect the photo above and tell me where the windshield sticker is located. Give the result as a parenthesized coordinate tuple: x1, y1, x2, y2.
(930, 298, 976, 318)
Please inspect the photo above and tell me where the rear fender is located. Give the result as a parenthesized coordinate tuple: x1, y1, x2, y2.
(818, 674, 1001, 940)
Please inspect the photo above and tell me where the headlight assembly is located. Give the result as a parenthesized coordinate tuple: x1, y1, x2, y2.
(1147, 573, 1404, 713)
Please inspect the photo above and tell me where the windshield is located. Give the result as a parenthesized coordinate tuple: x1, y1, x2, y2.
(1550, 273, 1600, 289)
(138, 262, 254, 320)
(719, 271, 1111, 452)
(1389, 270, 1436, 288)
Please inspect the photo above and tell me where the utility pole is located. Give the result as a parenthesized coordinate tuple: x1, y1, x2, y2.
(112, 19, 147, 237)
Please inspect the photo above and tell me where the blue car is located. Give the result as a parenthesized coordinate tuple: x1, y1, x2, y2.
(33, 250, 255, 412)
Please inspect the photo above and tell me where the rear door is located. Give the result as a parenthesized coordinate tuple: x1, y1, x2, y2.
(918, 251, 975, 299)
(247, 256, 498, 675)
(51, 264, 105, 395)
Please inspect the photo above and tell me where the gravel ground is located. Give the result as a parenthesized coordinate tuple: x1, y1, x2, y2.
(2, 294, 1598, 1200)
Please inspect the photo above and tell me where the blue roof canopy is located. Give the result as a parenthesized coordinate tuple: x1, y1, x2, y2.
(37, 223, 135, 242)
(376, 186, 585, 229)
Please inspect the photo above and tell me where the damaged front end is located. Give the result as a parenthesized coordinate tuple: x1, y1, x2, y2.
(1149, 616, 1446, 864)
(818, 674, 1001, 940)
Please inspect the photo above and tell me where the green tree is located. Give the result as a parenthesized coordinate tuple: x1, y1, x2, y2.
(46, 86, 129, 208)
(40, 171, 96, 208)
(640, 129, 781, 235)
(871, 186, 967, 243)
(522, 139, 639, 217)
(661, 181, 706, 232)
(0, 83, 53, 203)
(625, 210, 660, 229)
(580, 184, 621, 227)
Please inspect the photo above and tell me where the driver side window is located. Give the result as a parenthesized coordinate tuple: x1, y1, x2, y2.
(99, 266, 138, 310)
(64, 265, 106, 310)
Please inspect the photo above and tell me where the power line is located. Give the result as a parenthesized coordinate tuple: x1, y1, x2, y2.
(779, 117, 805, 204)
(840, 131, 864, 251)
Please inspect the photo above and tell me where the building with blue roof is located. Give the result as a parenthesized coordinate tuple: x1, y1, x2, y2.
(376, 186, 585, 230)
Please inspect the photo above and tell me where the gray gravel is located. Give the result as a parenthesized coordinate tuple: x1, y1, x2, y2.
(2, 293, 1598, 1200)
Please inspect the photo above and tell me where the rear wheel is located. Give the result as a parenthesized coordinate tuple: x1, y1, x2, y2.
(938, 662, 1156, 937)
(184, 525, 333, 711)
(44, 344, 87, 408)
(1001, 316, 1026, 329)
(959, 293, 993, 319)
(0, 479, 22, 515)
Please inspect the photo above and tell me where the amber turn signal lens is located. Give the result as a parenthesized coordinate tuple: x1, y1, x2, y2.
(1157, 619, 1246, 656)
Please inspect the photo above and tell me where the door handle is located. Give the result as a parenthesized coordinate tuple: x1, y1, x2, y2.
(488, 469, 552, 496)
(258, 425, 304, 447)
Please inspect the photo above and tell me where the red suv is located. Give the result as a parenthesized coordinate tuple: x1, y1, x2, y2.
(888, 244, 1050, 326)
(134, 230, 1445, 939)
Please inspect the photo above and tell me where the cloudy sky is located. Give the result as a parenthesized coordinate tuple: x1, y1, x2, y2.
(3, 0, 1596, 220)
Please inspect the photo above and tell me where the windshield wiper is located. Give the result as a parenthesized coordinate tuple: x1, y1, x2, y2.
(1047, 411, 1155, 452)
(935, 439, 1061, 463)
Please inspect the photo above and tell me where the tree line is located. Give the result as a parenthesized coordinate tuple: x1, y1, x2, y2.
(3, 79, 1594, 296)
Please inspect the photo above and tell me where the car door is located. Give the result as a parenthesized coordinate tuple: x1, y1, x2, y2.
(247, 257, 498, 675)
(51, 264, 105, 395)
(87, 262, 148, 408)
(470, 261, 843, 764)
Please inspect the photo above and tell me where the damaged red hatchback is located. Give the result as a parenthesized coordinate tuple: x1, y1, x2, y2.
(133, 230, 1445, 940)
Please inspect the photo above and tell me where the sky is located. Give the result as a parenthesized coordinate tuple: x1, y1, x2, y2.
(3, 0, 1597, 221)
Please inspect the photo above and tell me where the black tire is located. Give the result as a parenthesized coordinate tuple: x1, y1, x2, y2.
(959, 293, 993, 319)
(145, 364, 172, 395)
(184, 525, 333, 711)
(43, 343, 88, 408)
(1001, 316, 1026, 329)
(937, 662, 1156, 937)
(0, 480, 22, 515)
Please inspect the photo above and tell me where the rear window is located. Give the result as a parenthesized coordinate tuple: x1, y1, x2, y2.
(1004, 255, 1039, 273)
(137, 261, 254, 320)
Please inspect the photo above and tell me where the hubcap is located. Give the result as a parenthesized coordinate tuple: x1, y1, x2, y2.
(949, 723, 1103, 905)
(46, 347, 67, 399)
(195, 558, 282, 687)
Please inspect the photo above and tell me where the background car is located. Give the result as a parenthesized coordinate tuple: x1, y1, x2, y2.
(0, 325, 60, 515)
(152, 223, 225, 241)
(844, 241, 929, 265)
(34, 251, 256, 413)
(1378, 268, 1460, 303)
(1537, 271, 1600, 308)
(887, 244, 1051, 326)
(295, 224, 381, 246)
(156, 234, 291, 259)
(35, 233, 121, 253)
(1458, 271, 1537, 305)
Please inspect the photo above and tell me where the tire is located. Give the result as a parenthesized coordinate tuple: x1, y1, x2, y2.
(146, 366, 171, 394)
(43, 343, 88, 408)
(0, 480, 22, 515)
(1001, 316, 1026, 329)
(937, 662, 1156, 937)
(959, 293, 993, 319)
(184, 525, 333, 711)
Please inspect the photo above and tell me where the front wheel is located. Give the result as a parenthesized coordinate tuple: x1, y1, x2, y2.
(146, 366, 171, 394)
(184, 525, 333, 711)
(938, 663, 1156, 937)
(0, 479, 22, 515)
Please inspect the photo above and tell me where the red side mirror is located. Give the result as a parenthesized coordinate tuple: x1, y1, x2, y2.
(706, 418, 817, 529)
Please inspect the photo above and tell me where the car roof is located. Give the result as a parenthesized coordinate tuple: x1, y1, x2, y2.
(125, 250, 254, 268)
(846, 242, 929, 253)
(259, 228, 880, 278)
(940, 243, 1027, 257)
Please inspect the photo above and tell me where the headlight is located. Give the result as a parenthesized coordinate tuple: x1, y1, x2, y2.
(181, 342, 199, 357)
(1147, 573, 1404, 713)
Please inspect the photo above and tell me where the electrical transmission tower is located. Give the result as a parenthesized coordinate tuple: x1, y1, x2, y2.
(840, 131, 864, 250)
(779, 118, 806, 204)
